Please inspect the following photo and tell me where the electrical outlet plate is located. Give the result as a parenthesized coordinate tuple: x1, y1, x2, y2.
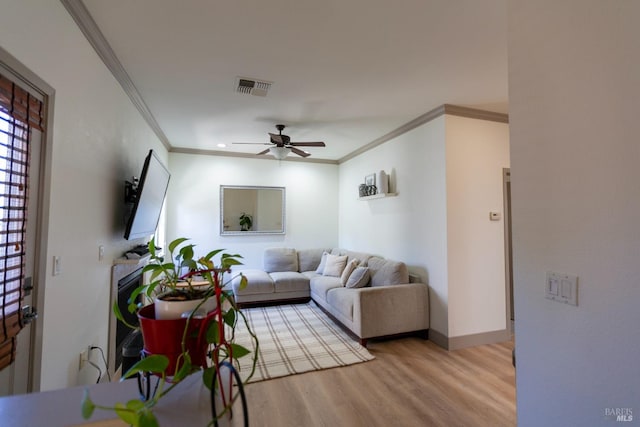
(79, 346, 91, 370)
(545, 272, 578, 306)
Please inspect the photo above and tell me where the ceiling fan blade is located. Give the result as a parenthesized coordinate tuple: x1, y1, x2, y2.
(289, 141, 326, 147)
(257, 148, 270, 155)
(290, 147, 310, 157)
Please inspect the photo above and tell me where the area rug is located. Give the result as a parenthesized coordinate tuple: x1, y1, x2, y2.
(233, 303, 375, 383)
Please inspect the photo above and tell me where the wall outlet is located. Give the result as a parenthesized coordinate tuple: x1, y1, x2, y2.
(79, 345, 91, 370)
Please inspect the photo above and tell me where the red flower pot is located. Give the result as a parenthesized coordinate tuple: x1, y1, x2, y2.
(137, 304, 215, 375)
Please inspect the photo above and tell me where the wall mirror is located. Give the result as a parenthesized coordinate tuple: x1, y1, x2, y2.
(220, 186, 285, 235)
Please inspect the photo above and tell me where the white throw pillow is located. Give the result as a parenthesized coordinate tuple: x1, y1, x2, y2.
(315, 251, 330, 274)
(322, 254, 348, 277)
(346, 267, 371, 288)
(340, 259, 360, 285)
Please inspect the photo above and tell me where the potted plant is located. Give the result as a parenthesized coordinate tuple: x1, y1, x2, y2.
(81, 237, 259, 427)
(239, 213, 252, 231)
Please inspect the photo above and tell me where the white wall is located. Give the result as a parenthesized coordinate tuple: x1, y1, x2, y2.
(508, 1, 640, 425)
(338, 114, 510, 341)
(446, 116, 510, 337)
(167, 153, 339, 269)
(0, 1, 167, 390)
(339, 117, 449, 334)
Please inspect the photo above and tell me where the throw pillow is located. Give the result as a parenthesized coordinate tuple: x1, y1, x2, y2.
(263, 247, 298, 273)
(346, 267, 371, 288)
(340, 258, 360, 285)
(316, 251, 330, 274)
(322, 254, 348, 277)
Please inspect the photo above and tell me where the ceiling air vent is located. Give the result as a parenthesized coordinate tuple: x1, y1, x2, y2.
(235, 77, 272, 97)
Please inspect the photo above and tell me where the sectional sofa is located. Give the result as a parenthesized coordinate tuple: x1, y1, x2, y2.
(232, 247, 429, 346)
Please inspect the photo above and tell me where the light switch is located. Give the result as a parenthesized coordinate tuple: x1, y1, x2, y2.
(545, 272, 578, 306)
(561, 279, 572, 298)
(53, 256, 61, 276)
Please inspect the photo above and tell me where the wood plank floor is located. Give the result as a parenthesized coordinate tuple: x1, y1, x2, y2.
(242, 337, 516, 427)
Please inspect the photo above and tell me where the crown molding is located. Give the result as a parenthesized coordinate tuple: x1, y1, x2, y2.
(443, 104, 509, 123)
(338, 104, 508, 164)
(60, 0, 172, 151)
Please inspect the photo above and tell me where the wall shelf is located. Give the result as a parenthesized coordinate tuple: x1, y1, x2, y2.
(358, 193, 397, 201)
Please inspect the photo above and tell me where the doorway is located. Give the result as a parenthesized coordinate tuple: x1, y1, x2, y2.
(0, 48, 53, 395)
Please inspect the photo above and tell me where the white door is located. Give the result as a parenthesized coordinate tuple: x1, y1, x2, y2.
(0, 70, 44, 396)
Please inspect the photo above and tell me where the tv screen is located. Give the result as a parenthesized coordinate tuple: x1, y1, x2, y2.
(124, 150, 170, 240)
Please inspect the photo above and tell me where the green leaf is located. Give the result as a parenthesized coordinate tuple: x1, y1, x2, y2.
(148, 237, 156, 255)
(202, 249, 223, 260)
(222, 258, 243, 268)
(168, 237, 189, 253)
(180, 244, 195, 262)
(199, 258, 214, 270)
(202, 366, 216, 391)
(142, 263, 160, 274)
(230, 343, 251, 359)
(206, 320, 220, 344)
(172, 354, 192, 381)
(113, 301, 137, 330)
(122, 355, 169, 378)
(181, 258, 197, 272)
(222, 253, 244, 260)
(115, 402, 139, 426)
(223, 309, 236, 327)
(139, 408, 160, 427)
(238, 274, 248, 291)
(81, 389, 96, 419)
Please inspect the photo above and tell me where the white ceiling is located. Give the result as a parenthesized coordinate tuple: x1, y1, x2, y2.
(80, 0, 508, 161)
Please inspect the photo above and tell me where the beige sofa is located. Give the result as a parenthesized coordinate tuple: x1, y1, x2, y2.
(232, 247, 429, 346)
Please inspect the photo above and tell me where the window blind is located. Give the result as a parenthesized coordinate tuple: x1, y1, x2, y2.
(0, 72, 44, 371)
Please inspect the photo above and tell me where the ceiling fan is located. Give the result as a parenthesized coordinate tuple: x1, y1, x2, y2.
(233, 124, 326, 159)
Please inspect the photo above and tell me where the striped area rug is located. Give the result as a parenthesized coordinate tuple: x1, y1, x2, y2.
(234, 303, 375, 383)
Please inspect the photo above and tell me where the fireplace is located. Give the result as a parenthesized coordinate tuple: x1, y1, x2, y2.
(114, 267, 142, 372)
(109, 259, 148, 377)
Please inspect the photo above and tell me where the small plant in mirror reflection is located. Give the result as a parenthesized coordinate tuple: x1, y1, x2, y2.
(239, 213, 253, 231)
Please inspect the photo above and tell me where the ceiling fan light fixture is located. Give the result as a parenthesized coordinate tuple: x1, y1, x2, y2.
(269, 146, 291, 160)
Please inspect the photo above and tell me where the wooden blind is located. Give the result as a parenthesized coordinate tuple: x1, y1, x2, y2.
(0, 74, 44, 132)
(0, 72, 42, 371)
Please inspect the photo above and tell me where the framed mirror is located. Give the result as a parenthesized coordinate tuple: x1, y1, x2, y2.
(220, 186, 285, 235)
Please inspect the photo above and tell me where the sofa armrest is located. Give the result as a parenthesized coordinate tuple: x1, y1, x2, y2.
(353, 283, 429, 339)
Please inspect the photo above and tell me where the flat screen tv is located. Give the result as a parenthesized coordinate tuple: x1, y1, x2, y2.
(124, 150, 171, 240)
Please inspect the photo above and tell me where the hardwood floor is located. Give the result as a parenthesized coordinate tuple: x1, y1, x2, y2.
(243, 337, 516, 427)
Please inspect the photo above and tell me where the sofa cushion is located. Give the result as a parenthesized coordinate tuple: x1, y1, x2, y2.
(340, 258, 360, 285)
(269, 271, 310, 293)
(315, 251, 330, 274)
(327, 288, 354, 321)
(309, 275, 343, 302)
(366, 257, 409, 287)
(323, 254, 347, 277)
(264, 247, 298, 273)
(297, 248, 327, 273)
(232, 269, 274, 296)
(345, 266, 371, 288)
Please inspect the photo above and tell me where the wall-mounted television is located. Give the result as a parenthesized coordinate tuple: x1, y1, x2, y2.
(124, 150, 170, 240)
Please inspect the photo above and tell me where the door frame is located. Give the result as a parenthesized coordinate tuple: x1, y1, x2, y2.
(502, 168, 514, 334)
(1, 46, 55, 392)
